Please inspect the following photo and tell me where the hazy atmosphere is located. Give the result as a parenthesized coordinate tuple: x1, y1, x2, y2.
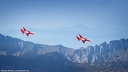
(0, 0, 128, 49)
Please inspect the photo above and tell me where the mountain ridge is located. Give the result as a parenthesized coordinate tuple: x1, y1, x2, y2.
(0, 33, 128, 64)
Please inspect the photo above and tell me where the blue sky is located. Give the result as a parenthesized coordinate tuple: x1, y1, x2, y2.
(0, 0, 128, 49)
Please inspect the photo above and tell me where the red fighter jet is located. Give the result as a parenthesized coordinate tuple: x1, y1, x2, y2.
(21, 27, 34, 36)
(76, 34, 91, 43)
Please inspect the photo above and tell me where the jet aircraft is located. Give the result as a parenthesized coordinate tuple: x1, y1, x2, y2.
(21, 27, 34, 36)
(76, 34, 91, 43)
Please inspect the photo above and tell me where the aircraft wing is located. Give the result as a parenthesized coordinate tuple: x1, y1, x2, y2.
(79, 34, 83, 38)
(82, 40, 85, 43)
(25, 33, 29, 36)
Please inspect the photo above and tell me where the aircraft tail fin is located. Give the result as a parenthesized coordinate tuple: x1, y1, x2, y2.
(21, 29, 24, 34)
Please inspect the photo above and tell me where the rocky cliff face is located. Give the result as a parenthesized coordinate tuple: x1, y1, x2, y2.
(0, 34, 74, 58)
(0, 34, 128, 64)
(69, 38, 128, 63)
